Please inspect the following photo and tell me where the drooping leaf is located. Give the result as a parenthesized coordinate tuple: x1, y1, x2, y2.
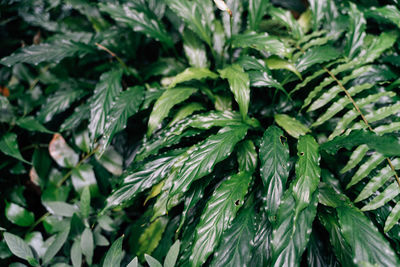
(248, 0, 270, 31)
(345, 3, 366, 59)
(104, 150, 183, 211)
(190, 171, 252, 267)
(167, 67, 218, 89)
(296, 45, 340, 72)
(88, 68, 123, 142)
(259, 126, 290, 220)
(169, 125, 248, 198)
(0, 133, 30, 164)
(274, 114, 310, 139)
(4, 232, 38, 266)
(0, 42, 91, 67)
(99, 2, 173, 47)
(219, 64, 250, 119)
(103, 236, 124, 267)
(321, 130, 400, 157)
(38, 88, 87, 123)
(100, 86, 144, 154)
(230, 32, 288, 57)
(210, 202, 256, 267)
(147, 87, 197, 136)
(5, 202, 34, 227)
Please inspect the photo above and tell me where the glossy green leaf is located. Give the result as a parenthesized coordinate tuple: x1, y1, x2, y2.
(321, 130, 400, 157)
(103, 236, 124, 267)
(100, 86, 144, 154)
(16, 117, 53, 134)
(81, 227, 94, 265)
(5, 202, 34, 227)
(248, 70, 285, 93)
(308, 0, 326, 30)
(0, 42, 90, 67)
(191, 171, 252, 267)
(165, 0, 212, 46)
(167, 67, 217, 89)
(104, 150, 183, 211)
(164, 240, 180, 267)
(168, 103, 205, 126)
(362, 32, 398, 63)
(169, 125, 248, 198)
(296, 45, 339, 72)
(250, 213, 272, 266)
(147, 87, 197, 136)
(182, 29, 208, 68)
(361, 182, 399, 211)
(248, 0, 270, 31)
(341, 145, 369, 173)
(38, 88, 87, 123)
(4, 232, 38, 266)
(99, 2, 173, 47)
(274, 114, 310, 139)
(222, 0, 242, 37)
(43, 226, 70, 265)
(0, 133, 30, 164)
(337, 205, 400, 266)
(269, 6, 303, 39)
(345, 3, 366, 59)
(266, 56, 302, 79)
(259, 126, 290, 220)
(210, 203, 256, 267)
(270, 191, 318, 267)
(237, 140, 257, 173)
(60, 103, 90, 132)
(219, 64, 250, 119)
(89, 68, 123, 142)
(292, 135, 321, 216)
(230, 32, 288, 57)
(366, 5, 400, 29)
(347, 153, 385, 189)
(384, 201, 400, 233)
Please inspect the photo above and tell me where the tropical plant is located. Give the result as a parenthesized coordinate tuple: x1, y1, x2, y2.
(1, 0, 400, 266)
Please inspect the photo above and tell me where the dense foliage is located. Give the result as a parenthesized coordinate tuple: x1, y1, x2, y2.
(1, 0, 400, 266)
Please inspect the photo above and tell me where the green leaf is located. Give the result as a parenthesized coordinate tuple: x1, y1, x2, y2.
(4, 232, 37, 266)
(337, 205, 400, 266)
(366, 5, 400, 29)
(5, 202, 34, 227)
(182, 28, 208, 68)
(250, 213, 272, 266)
(144, 254, 162, 267)
(89, 68, 123, 142)
(384, 201, 400, 233)
(270, 191, 318, 267)
(16, 117, 53, 134)
(230, 32, 288, 57)
(103, 236, 124, 267)
(274, 114, 310, 139)
(346, 153, 385, 189)
(210, 202, 256, 267)
(219, 64, 250, 119)
(266, 56, 302, 80)
(169, 125, 248, 198)
(259, 126, 290, 220)
(164, 240, 180, 267)
(361, 182, 399, 211)
(321, 130, 400, 157)
(168, 102, 205, 126)
(0, 42, 90, 67)
(341, 144, 369, 173)
(38, 88, 87, 123)
(147, 87, 197, 136)
(237, 140, 257, 173)
(0, 133, 30, 164)
(308, 0, 326, 31)
(345, 3, 366, 59)
(43, 201, 77, 217)
(248, 70, 286, 94)
(137, 217, 168, 257)
(165, 0, 212, 46)
(248, 0, 270, 31)
(100, 86, 144, 154)
(80, 187, 90, 219)
(104, 150, 183, 211)
(292, 135, 321, 216)
(127, 257, 139, 267)
(191, 171, 252, 267)
(71, 239, 82, 267)
(60, 103, 91, 132)
(43, 226, 70, 265)
(269, 6, 303, 39)
(99, 2, 173, 47)
(167, 67, 218, 89)
(222, 0, 242, 37)
(296, 45, 339, 72)
(71, 164, 98, 195)
(81, 227, 94, 265)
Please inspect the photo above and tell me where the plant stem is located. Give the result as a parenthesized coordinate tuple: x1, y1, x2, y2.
(27, 212, 50, 233)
